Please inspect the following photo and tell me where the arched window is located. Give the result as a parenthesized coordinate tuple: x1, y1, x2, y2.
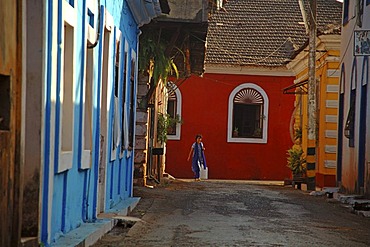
(228, 83, 268, 143)
(167, 82, 182, 140)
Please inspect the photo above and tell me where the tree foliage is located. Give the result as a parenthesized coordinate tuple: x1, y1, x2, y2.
(157, 113, 182, 144)
(139, 30, 179, 86)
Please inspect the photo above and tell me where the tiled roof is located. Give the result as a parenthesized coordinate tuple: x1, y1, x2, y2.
(205, 0, 342, 67)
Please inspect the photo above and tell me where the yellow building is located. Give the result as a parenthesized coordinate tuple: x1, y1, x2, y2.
(286, 34, 341, 188)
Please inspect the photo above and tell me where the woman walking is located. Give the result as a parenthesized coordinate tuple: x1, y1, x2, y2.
(187, 134, 207, 181)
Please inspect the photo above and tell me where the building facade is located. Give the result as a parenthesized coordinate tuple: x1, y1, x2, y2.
(165, 0, 342, 181)
(134, 0, 209, 186)
(338, 0, 370, 197)
(166, 73, 295, 180)
(287, 34, 341, 188)
(0, 0, 161, 246)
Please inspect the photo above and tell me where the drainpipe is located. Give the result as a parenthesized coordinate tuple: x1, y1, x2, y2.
(84, 0, 101, 221)
(87, 0, 101, 49)
(147, 103, 159, 184)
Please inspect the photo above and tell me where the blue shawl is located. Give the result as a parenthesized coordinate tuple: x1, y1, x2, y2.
(192, 142, 207, 170)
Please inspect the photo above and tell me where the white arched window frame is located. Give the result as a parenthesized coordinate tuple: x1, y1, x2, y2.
(167, 82, 182, 140)
(227, 83, 269, 143)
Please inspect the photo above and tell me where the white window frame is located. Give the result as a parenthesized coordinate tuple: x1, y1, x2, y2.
(81, 47, 94, 169)
(110, 29, 122, 161)
(167, 81, 182, 140)
(58, 0, 77, 173)
(80, 1, 97, 169)
(227, 83, 269, 144)
(120, 41, 130, 158)
(87, 0, 98, 42)
(127, 49, 137, 158)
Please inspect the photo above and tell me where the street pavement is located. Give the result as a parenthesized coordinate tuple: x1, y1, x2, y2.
(93, 179, 370, 247)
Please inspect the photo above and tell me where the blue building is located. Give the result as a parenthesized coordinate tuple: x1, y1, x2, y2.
(19, 0, 162, 246)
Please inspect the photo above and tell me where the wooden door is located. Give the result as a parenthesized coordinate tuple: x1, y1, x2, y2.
(0, 1, 23, 246)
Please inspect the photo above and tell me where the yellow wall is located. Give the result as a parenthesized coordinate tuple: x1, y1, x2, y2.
(289, 36, 340, 187)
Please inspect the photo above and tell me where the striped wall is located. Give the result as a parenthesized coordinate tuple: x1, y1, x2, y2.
(287, 34, 341, 188)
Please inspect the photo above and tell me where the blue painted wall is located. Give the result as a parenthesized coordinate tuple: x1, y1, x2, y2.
(41, 0, 140, 245)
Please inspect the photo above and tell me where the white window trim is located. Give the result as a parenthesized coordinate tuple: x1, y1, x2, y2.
(121, 40, 130, 156)
(57, 0, 77, 173)
(98, 11, 114, 167)
(127, 49, 137, 159)
(81, 47, 93, 169)
(167, 82, 182, 140)
(87, 0, 98, 45)
(227, 83, 269, 144)
(110, 28, 122, 161)
(81, 2, 96, 169)
(87, 11, 97, 45)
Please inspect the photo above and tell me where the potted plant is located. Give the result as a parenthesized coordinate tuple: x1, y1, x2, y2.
(286, 146, 306, 179)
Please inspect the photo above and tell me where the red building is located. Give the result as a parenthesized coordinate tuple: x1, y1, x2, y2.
(166, 73, 295, 180)
(165, 0, 341, 181)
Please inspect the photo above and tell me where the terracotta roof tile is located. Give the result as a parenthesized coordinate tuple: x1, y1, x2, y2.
(205, 0, 342, 67)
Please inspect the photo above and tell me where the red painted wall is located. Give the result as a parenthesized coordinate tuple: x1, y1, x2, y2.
(166, 73, 295, 180)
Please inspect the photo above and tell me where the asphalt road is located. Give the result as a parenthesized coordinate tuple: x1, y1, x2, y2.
(93, 179, 370, 247)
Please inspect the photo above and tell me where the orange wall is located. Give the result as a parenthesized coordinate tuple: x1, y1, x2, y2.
(166, 73, 295, 180)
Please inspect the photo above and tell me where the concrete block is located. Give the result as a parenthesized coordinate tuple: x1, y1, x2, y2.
(309, 191, 325, 196)
(322, 187, 340, 194)
(136, 111, 148, 123)
(137, 84, 149, 96)
(352, 199, 370, 210)
(135, 124, 147, 136)
(135, 138, 147, 150)
(134, 151, 146, 163)
(300, 183, 308, 191)
(339, 195, 363, 204)
(356, 211, 370, 218)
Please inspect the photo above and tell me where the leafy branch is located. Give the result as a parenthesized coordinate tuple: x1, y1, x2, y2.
(157, 113, 183, 144)
(139, 30, 179, 86)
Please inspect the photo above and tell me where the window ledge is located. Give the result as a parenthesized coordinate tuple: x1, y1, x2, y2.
(227, 137, 267, 144)
(58, 151, 73, 173)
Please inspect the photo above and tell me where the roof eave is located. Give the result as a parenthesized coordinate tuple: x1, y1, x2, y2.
(204, 64, 295, 77)
(127, 0, 162, 27)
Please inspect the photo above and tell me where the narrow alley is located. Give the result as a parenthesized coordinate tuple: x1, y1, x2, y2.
(93, 179, 370, 247)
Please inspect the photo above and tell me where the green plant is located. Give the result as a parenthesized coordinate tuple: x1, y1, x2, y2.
(286, 147, 306, 176)
(157, 113, 183, 144)
(139, 31, 179, 86)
